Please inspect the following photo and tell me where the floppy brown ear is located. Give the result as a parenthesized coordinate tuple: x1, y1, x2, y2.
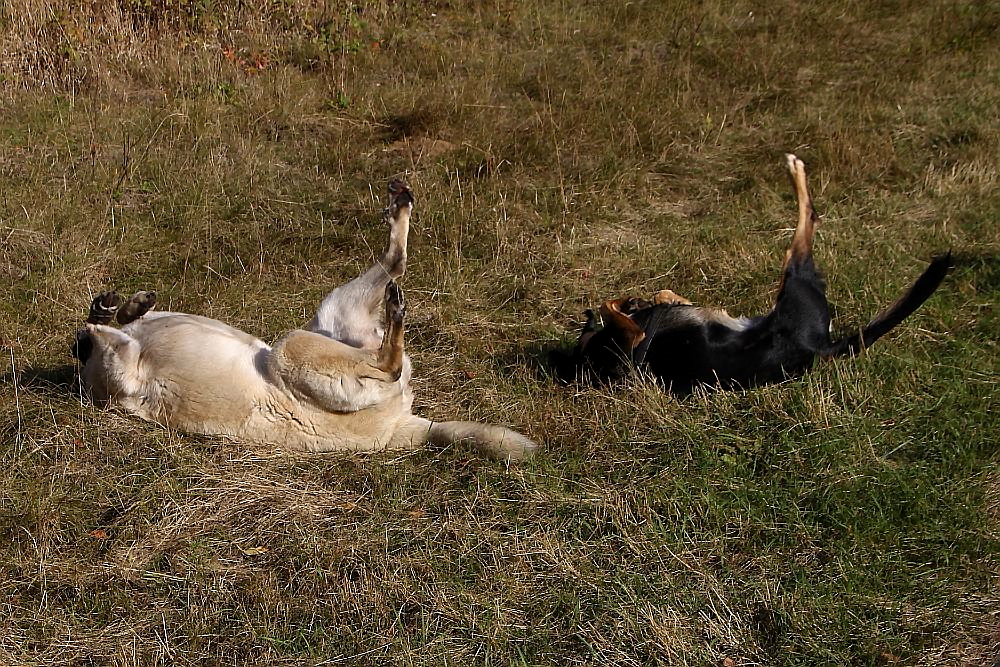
(599, 299, 646, 351)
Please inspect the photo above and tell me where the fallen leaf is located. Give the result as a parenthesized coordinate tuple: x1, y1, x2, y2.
(240, 546, 269, 556)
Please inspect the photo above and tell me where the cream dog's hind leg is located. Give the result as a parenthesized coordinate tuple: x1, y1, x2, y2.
(306, 180, 413, 348)
(268, 280, 409, 415)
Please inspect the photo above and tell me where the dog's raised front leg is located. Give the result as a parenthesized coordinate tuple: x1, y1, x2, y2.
(86, 291, 122, 324)
(306, 179, 414, 348)
(116, 290, 157, 325)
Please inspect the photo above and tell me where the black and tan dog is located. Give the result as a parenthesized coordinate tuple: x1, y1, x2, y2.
(550, 154, 951, 391)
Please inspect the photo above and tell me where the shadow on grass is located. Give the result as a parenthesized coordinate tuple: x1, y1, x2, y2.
(3, 363, 78, 390)
(499, 339, 571, 385)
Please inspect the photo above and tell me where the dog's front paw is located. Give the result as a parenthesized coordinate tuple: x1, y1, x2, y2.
(117, 290, 157, 324)
(622, 297, 652, 314)
(652, 289, 692, 306)
(87, 291, 122, 324)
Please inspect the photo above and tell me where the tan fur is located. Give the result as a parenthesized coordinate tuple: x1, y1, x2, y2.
(778, 153, 819, 293)
(78, 183, 537, 462)
(599, 298, 646, 350)
(652, 289, 692, 306)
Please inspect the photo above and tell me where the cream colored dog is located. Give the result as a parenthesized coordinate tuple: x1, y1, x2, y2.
(74, 181, 537, 461)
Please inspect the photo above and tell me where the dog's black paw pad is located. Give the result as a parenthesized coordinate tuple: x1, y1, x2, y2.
(87, 291, 122, 324)
(622, 297, 651, 314)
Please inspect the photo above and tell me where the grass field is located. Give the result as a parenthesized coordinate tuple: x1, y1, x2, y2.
(1, 1, 998, 664)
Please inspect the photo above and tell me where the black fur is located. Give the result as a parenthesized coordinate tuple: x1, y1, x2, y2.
(551, 247, 951, 392)
(71, 329, 93, 364)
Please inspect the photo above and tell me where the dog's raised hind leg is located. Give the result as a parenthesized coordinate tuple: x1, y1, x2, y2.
(307, 179, 414, 347)
(380, 179, 412, 279)
(375, 281, 406, 380)
(776, 154, 820, 294)
(270, 285, 407, 412)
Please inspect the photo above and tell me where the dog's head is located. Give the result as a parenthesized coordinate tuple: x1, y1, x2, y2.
(548, 309, 635, 384)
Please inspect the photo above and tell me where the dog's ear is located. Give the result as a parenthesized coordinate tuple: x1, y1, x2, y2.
(577, 309, 602, 354)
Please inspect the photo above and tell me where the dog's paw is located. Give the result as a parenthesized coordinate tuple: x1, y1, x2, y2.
(116, 290, 157, 325)
(622, 297, 652, 314)
(384, 280, 406, 323)
(785, 153, 805, 179)
(652, 289, 692, 306)
(386, 179, 414, 217)
(87, 291, 122, 324)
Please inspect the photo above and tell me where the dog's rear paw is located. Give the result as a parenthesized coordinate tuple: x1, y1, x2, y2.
(785, 153, 805, 179)
(87, 291, 122, 324)
(116, 290, 157, 325)
(385, 280, 406, 323)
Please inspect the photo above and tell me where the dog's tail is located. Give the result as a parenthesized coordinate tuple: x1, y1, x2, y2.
(392, 416, 538, 461)
(824, 253, 952, 358)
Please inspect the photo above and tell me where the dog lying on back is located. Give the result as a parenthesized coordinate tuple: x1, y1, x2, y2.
(74, 181, 537, 461)
(550, 155, 951, 391)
